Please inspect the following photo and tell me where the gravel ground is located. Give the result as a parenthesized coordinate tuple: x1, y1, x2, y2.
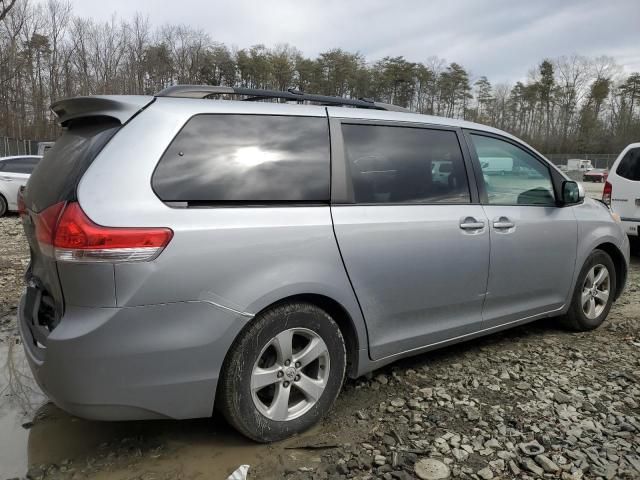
(0, 216, 29, 336)
(0, 213, 639, 480)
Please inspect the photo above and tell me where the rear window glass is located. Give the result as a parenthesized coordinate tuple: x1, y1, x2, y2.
(26, 118, 120, 212)
(152, 114, 330, 203)
(616, 147, 640, 181)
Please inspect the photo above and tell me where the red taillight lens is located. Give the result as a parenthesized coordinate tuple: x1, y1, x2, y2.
(33, 202, 65, 250)
(602, 181, 612, 206)
(34, 202, 173, 263)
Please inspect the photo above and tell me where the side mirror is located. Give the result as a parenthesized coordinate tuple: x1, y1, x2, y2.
(562, 180, 584, 205)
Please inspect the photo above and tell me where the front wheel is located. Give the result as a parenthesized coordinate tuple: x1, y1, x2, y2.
(560, 249, 616, 331)
(218, 302, 346, 442)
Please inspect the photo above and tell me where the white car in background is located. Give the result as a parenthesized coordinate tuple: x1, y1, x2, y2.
(431, 160, 454, 185)
(0, 155, 42, 216)
(604, 143, 640, 239)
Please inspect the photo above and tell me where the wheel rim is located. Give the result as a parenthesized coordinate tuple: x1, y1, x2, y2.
(581, 264, 610, 320)
(250, 328, 330, 421)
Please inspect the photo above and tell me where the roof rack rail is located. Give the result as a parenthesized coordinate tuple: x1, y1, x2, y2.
(154, 85, 410, 112)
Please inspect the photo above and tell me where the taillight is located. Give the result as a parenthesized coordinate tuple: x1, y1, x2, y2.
(602, 181, 612, 206)
(33, 202, 65, 256)
(33, 202, 173, 263)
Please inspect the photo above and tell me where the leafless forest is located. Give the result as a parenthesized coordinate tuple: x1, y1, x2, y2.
(1, 0, 639, 153)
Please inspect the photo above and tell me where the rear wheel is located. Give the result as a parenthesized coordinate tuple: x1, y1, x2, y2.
(0, 195, 7, 217)
(561, 249, 616, 331)
(218, 302, 346, 442)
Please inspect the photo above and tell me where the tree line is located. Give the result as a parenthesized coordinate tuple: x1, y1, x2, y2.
(1, 0, 639, 154)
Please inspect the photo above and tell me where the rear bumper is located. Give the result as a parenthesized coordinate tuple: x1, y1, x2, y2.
(19, 295, 249, 420)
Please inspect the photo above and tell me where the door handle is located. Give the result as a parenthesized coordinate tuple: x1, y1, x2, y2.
(493, 217, 515, 229)
(459, 217, 485, 230)
(0, 176, 12, 182)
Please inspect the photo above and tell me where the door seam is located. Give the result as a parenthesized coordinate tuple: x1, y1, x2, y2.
(480, 205, 492, 322)
(328, 206, 373, 361)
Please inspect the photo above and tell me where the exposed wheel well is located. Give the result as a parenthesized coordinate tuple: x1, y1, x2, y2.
(256, 294, 361, 378)
(595, 242, 627, 300)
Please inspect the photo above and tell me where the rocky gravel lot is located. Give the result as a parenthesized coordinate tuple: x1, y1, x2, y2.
(0, 214, 639, 480)
(0, 216, 29, 337)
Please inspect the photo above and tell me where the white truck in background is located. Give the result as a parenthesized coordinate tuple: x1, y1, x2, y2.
(480, 157, 513, 175)
(566, 158, 593, 171)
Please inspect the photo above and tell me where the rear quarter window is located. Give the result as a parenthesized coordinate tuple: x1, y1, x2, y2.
(616, 147, 640, 181)
(152, 114, 330, 203)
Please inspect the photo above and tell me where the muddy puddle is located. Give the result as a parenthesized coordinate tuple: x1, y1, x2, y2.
(0, 339, 342, 479)
(1, 340, 47, 478)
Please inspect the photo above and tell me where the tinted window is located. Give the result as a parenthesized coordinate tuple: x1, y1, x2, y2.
(471, 134, 555, 205)
(616, 147, 640, 181)
(3, 158, 39, 174)
(27, 118, 120, 212)
(341, 124, 470, 204)
(152, 115, 330, 202)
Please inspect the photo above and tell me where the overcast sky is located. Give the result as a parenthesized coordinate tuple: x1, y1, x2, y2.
(70, 0, 640, 83)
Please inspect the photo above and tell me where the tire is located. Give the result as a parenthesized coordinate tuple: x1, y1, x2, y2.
(0, 195, 7, 217)
(217, 302, 346, 442)
(560, 249, 616, 331)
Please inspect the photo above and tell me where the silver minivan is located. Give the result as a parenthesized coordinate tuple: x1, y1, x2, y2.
(19, 86, 629, 442)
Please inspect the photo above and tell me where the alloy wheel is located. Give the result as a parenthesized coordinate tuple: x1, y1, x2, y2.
(250, 328, 330, 421)
(581, 264, 610, 320)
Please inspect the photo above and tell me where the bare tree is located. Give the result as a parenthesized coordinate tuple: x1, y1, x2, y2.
(0, 2, 638, 151)
(45, 0, 72, 102)
(0, 0, 17, 22)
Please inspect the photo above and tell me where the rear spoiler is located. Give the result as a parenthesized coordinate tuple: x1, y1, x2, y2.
(50, 95, 155, 126)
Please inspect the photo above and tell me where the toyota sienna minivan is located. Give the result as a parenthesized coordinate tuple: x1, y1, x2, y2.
(18, 86, 629, 442)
